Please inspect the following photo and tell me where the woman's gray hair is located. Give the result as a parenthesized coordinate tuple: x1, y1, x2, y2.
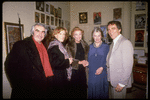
(30, 23, 47, 37)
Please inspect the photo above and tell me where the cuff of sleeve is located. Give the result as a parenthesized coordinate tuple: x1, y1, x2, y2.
(119, 83, 125, 87)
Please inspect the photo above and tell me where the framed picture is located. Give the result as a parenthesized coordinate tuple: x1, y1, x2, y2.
(79, 12, 87, 24)
(58, 7, 62, 18)
(50, 4, 54, 15)
(36, 2, 44, 12)
(135, 14, 146, 29)
(93, 12, 101, 25)
(51, 16, 54, 25)
(59, 19, 61, 27)
(54, 8, 58, 17)
(55, 17, 58, 26)
(46, 15, 50, 25)
(136, 1, 146, 11)
(45, 2, 50, 14)
(113, 8, 122, 21)
(4, 22, 24, 54)
(35, 12, 40, 23)
(100, 25, 107, 38)
(135, 30, 144, 47)
(41, 13, 45, 24)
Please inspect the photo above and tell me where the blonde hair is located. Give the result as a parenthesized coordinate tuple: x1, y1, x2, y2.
(71, 27, 84, 37)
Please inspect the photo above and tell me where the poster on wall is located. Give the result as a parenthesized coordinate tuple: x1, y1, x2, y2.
(35, 12, 40, 23)
(4, 22, 24, 54)
(93, 12, 101, 25)
(79, 12, 87, 24)
(135, 14, 146, 29)
(113, 8, 122, 21)
(135, 30, 144, 47)
(41, 13, 45, 24)
(36, 2, 44, 12)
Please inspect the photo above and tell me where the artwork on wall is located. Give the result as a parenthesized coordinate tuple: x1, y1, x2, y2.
(113, 8, 122, 21)
(4, 22, 24, 54)
(93, 12, 101, 25)
(46, 15, 50, 25)
(45, 2, 50, 14)
(51, 16, 54, 25)
(54, 8, 58, 17)
(36, 2, 44, 12)
(50, 4, 54, 15)
(58, 7, 62, 18)
(79, 12, 87, 24)
(35, 12, 40, 23)
(55, 17, 58, 26)
(41, 13, 45, 24)
(136, 1, 146, 11)
(135, 30, 144, 47)
(135, 14, 146, 29)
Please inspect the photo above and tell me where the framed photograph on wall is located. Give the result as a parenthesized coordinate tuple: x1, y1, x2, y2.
(41, 13, 45, 24)
(36, 2, 44, 12)
(135, 30, 144, 47)
(35, 12, 40, 23)
(4, 22, 24, 54)
(113, 8, 122, 21)
(135, 14, 146, 29)
(45, 2, 50, 14)
(50, 4, 54, 15)
(79, 12, 87, 24)
(58, 7, 62, 18)
(46, 15, 50, 25)
(51, 16, 54, 25)
(93, 12, 101, 25)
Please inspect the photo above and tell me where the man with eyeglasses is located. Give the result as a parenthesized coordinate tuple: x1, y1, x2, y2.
(5, 23, 54, 98)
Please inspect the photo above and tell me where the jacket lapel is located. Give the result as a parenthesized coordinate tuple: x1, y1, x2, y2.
(112, 35, 123, 53)
(25, 36, 45, 75)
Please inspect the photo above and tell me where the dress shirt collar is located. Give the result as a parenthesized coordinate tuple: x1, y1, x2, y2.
(113, 34, 122, 46)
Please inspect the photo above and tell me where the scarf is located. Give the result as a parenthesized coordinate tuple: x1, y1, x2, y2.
(48, 39, 72, 80)
(32, 36, 54, 77)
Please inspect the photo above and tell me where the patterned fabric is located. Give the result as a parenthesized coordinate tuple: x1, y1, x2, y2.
(48, 39, 72, 80)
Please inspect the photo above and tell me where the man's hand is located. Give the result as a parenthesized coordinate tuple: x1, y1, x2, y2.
(115, 84, 124, 92)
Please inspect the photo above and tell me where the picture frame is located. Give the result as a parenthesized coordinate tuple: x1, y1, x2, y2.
(4, 22, 24, 54)
(51, 16, 54, 25)
(135, 14, 146, 29)
(135, 30, 144, 47)
(36, 2, 44, 12)
(79, 12, 87, 24)
(41, 13, 45, 24)
(35, 12, 40, 23)
(58, 7, 62, 18)
(46, 15, 50, 25)
(93, 12, 101, 25)
(113, 8, 122, 21)
(50, 4, 54, 15)
(45, 2, 50, 14)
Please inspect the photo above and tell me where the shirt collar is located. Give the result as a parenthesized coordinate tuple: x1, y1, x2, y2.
(113, 34, 121, 45)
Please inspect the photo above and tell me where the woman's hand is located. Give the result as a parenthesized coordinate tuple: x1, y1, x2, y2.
(95, 67, 103, 75)
(78, 60, 89, 67)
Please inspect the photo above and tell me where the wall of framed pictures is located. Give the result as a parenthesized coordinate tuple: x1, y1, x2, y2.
(130, 1, 148, 53)
(35, 2, 70, 32)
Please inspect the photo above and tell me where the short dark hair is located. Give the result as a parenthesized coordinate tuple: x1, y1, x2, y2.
(107, 21, 122, 34)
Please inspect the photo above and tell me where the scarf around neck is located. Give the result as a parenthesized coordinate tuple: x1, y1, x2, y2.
(48, 39, 72, 80)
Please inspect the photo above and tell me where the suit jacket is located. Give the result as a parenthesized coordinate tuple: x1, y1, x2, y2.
(5, 36, 52, 98)
(106, 35, 134, 88)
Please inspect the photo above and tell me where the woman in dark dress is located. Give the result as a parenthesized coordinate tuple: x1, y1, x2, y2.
(47, 27, 73, 98)
(66, 27, 89, 98)
(87, 27, 109, 99)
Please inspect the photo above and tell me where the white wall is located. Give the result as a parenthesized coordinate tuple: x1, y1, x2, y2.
(70, 1, 132, 44)
(2, 1, 70, 98)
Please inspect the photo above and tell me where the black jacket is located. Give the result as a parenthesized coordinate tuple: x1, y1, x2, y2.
(4, 36, 53, 98)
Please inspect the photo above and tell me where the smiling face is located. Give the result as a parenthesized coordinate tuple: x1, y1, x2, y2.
(32, 25, 46, 43)
(93, 31, 102, 43)
(107, 24, 121, 40)
(73, 30, 82, 43)
(54, 30, 66, 42)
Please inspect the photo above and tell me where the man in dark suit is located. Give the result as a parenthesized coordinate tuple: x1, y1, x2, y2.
(5, 23, 54, 98)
